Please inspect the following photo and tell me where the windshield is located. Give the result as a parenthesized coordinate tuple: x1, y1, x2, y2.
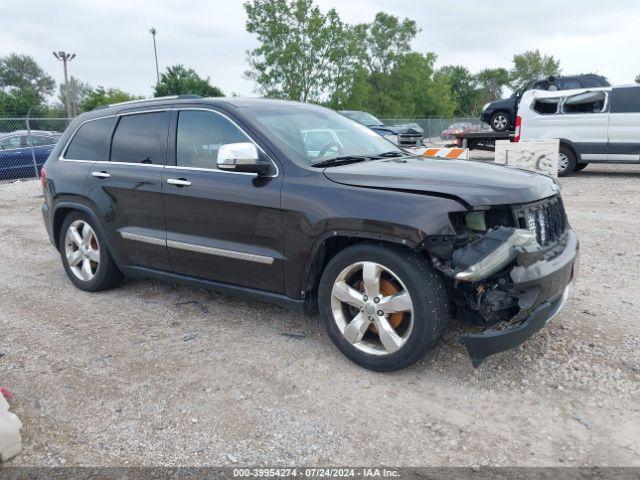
(247, 104, 402, 166)
(340, 111, 384, 127)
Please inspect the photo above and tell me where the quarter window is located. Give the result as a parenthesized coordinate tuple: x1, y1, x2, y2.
(610, 87, 640, 113)
(176, 110, 248, 169)
(562, 91, 607, 114)
(111, 111, 170, 165)
(65, 117, 117, 160)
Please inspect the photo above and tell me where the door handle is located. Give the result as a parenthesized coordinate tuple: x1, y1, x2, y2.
(91, 171, 111, 178)
(167, 178, 191, 187)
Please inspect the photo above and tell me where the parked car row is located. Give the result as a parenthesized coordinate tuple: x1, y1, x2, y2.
(0, 130, 61, 180)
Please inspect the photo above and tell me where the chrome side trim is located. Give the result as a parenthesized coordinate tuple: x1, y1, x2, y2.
(119, 231, 275, 265)
(120, 231, 166, 247)
(166, 239, 274, 265)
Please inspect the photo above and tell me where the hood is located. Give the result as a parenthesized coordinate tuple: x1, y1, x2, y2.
(323, 157, 559, 206)
(372, 123, 424, 135)
(486, 97, 517, 110)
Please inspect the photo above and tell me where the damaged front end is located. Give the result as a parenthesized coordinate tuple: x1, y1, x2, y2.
(422, 195, 579, 366)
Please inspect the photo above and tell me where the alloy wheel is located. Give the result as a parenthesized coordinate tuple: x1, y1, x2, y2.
(558, 152, 569, 173)
(64, 220, 100, 281)
(493, 114, 508, 130)
(330, 261, 414, 356)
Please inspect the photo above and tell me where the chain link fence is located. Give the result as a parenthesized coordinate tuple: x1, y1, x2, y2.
(0, 117, 71, 182)
(379, 117, 491, 144)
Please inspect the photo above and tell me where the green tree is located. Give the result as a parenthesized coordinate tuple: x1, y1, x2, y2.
(439, 65, 480, 115)
(388, 53, 455, 118)
(358, 12, 418, 76)
(0, 54, 56, 116)
(81, 87, 143, 111)
(509, 50, 561, 92)
(476, 67, 509, 105)
(244, 0, 353, 102)
(153, 65, 223, 98)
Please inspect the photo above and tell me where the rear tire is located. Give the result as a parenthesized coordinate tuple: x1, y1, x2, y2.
(489, 112, 510, 132)
(558, 146, 577, 177)
(59, 212, 122, 292)
(318, 243, 448, 371)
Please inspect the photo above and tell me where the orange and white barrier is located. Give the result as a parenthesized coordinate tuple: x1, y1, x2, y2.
(421, 147, 469, 159)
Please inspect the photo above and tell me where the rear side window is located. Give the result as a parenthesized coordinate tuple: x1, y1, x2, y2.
(555, 79, 581, 90)
(176, 110, 248, 168)
(610, 87, 640, 113)
(65, 117, 117, 161)
(31, 135, 57, 147)
(562, 91, 607, 114)
(111, 111, 170, 165)
(532, 98, 560, 114)
(580, 77, 609, 88)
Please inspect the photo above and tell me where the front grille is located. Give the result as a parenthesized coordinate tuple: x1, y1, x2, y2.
(514, 196, 567, 246)
(398, 134, 423, 146)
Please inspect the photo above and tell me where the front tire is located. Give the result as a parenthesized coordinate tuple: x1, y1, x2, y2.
(489, 112, 510, 132)
(558, 146, 577, 177)
(59, 212, 122, 291)
(318, 243, 448, 371)
(574, 162, 589, 172)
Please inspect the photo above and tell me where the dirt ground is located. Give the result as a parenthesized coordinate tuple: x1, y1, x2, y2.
(1, 164, 639, 467)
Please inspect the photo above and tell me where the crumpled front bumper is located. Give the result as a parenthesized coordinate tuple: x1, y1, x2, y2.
(461, 229, 579, 367)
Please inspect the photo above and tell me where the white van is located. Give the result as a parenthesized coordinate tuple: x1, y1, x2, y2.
(516, 85, 640, 176)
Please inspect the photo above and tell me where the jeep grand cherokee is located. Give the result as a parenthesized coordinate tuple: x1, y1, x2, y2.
(41, 96, 579, 371)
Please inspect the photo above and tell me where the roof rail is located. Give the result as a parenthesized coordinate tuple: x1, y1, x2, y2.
(95, 94, 204, 110)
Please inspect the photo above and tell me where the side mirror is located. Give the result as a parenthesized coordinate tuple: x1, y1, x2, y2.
(217, 142, 270, 175)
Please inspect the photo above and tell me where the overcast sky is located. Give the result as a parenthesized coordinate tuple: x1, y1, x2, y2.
(3, 0, 639, 99)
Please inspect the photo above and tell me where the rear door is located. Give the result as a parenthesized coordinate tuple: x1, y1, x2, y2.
(84, 110, 172, 271)
(0, 135, 33, 178)
(162, 108, 284, 293)
(607, 87, 640, 162)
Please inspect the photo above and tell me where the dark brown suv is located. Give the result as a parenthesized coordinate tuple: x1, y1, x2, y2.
(41, 96, 579, 370)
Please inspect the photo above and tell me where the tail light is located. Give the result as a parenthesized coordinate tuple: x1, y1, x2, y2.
(40, 166, 47, 191)
(514, 115, 522, 142)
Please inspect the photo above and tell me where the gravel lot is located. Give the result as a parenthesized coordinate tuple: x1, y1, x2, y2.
(1, 164, 639, 467)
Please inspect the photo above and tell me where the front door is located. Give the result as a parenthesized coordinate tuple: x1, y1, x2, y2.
(84, 110, 172, 271)
(162, 109, 284, 293)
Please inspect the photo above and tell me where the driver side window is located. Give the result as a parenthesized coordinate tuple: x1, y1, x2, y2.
(176, 110, 248, 169)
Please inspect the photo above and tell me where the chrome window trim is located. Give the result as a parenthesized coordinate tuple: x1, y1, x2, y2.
(119, 230, 274, 264)
(173, 107, 280, 178)
(59, 108, 171, 163)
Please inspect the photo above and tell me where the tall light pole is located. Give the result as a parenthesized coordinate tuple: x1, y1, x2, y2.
(53, 51, 76, 117)
(149, 27, 160, 86)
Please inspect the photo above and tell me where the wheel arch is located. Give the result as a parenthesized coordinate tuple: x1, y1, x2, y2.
(557, 139, 581, 163)
(52, 201, 112, 255)
(300, 231, 421, 308)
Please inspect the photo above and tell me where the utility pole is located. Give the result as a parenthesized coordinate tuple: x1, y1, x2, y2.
(53, 51, 76, 117)
(149, 27, 160, 86)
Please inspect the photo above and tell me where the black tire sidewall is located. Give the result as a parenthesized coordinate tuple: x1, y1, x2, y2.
(59, 212, 117, 291)
(318, 244, 447, 372)
(558, 146, 577, 177)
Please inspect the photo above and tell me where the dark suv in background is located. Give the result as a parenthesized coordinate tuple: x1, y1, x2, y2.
(481, 74, 610, 132)
(41, 96, 578, 370)
(339, 110, 424, 147)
